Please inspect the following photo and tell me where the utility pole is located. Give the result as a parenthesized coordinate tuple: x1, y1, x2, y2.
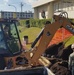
(21, 2, 24, 12)
(20, 2, 24, 19)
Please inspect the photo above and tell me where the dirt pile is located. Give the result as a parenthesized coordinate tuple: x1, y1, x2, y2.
(45, 42, 73, 75)
(50, 62, 71, 75)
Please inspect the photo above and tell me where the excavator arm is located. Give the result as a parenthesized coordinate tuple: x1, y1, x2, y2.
(25, 13, 74, 66)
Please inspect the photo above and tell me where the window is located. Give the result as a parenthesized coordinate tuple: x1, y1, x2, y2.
(30, 14, 32, 18)
(2, 23, 21, 54)
(0, 26, 6, 49)
(26, 15, 27, 18)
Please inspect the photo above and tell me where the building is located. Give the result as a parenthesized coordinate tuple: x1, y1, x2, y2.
(0, 11, 34, 19)
(32, 0, 74, 19)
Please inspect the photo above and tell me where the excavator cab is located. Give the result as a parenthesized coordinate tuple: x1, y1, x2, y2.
(0, 19, 22, 57)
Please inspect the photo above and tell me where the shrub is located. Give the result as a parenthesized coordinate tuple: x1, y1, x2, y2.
(30, 19, 52, 28)
(19, 19, 52, 28)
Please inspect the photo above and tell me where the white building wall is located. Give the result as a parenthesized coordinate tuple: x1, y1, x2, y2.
(34, 8, 38, 19)
(38, 4, 48, 19)
(33, 0, 74, 19)
(32, 0, 54, 8)
(48, 2, 54, 18)
(34, 3, 54, 19)
(54, 0, 74, 18)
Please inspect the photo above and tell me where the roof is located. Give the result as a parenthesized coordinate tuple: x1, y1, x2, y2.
(0, 11, 33, 13)
(32, 0, 55, 8)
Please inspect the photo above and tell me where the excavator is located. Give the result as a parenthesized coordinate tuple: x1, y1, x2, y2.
(0, 11, 74, 75)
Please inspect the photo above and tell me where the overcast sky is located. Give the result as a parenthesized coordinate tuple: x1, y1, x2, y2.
(0, 0, 37, 12)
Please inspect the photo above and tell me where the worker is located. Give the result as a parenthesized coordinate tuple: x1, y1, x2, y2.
(21, 38, 28, 50)
(3, 25, 10, 39)
(68, 43, 74, 75)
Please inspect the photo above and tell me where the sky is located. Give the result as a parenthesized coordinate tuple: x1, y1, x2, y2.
(0, 0, 37, 12)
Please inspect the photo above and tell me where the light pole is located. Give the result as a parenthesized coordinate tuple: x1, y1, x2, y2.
(8, 4, 17, 12)
(8, 4, 17, 18)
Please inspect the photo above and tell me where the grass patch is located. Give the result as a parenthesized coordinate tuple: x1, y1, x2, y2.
(19, 27, 41, 42)
(19, 27, 41, 48)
